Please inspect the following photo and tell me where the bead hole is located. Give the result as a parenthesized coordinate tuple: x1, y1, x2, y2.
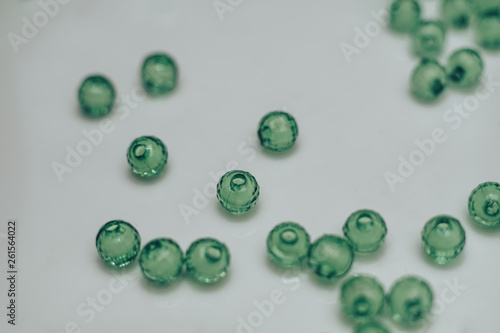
(280, 229, 298, 245)
(205, 246, 222, 262)
(483, 200, 500, 217)
(134, 144, 150, 159)
(356, 213, 373, 231)
(230, 174, 247, 191)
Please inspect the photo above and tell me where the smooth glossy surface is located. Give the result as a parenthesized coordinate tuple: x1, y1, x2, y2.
(446, 49, 483, 88)
(388, 276, 433, 326)
(217, 170, 260, 214)
(389, 0, 421, 32)
(474, 12, 500, 50)
(341, 275, 385, 322)
(139, 238, 184, 283)
(410, 59, 447, 101)
(96, 220, 141, 267)
(468, 182, 500, 227)
(441, 0, 473, 29)
(267, 222, 310, 267)
(422, 215, 466, 264)
(141, 53, 178, 95)
(308, 235, 354, 280)
(127, 136, 168, 177)
(343, 210, 387, 253)
(78, 75, 116, 117)
(354, 321, 391, 333)
(186, 238, 230, 284)
(257, 111, 298, 151)
(411, 21, 446, 58)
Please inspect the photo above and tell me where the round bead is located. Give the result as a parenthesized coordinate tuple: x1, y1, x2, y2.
(257, 111, 298, 152)
(354, 321, 391, 333)
(341, 275, 385, 322)
(96, 220, 141, 268)
(308, 235, 354, 280)
(216, 170, 260, 214)
(387, 276, 433, 326)
(186, 238, 230, 284)
(139, 238, 184, 283)
(410, 59, 447, 101)
(141, 53, 178, 95)
(441, 0, 473, 29)
(411, 21, 446, 59)
(421, 215, 466, 264)
(127, 136, 168, 177)
(446, 49, 483, 88)
(343, 210, 387, 253)
(78, 75, 116, 117)
(468, 182, 500, 228)
(267, 222, 310, 267)
(389, 0, 421, 33)
(474, 12, 500, 50)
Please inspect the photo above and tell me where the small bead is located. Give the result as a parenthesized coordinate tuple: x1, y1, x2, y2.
(257, 111, 298, 152)
(411, 21, 446, 59)
(387, 276, 433, 326)
(308, 235, 354, 280)
(96, 220, 141, 267)
(441, 0, 473, 29)
(446, 49, 483, 88)
(186, 238, 230, 284)
(410, 59, 447, 101)
(421, 215, 466, 264)
(217, 170, 260, 214)
(389, 0, 421, 33)
(468, 182, 500, 228)
(139, 238, 184, 283)
(141, 53, 178, 95)
(78, 75, 116, 117)
(343, 210, 387, 253)
(341, 275, 385, 322)
(127, 136, 168, 177)
(474, 12, 500, 50)
(267, 222, 310, 267)
(354, 321, 391, 333)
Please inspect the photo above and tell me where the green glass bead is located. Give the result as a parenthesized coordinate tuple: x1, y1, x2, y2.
(421, 215, 466, 264)
(468, 182, 500, 227)
(139, 238, 184, 284)
(411, 21, 446, 58)
(78, 75, 116, 117)
(343, 210, 387, 253)
(126, 136, 168, 177)
(354, 321, 391, 333)
(186, 238, 230, 284)
(341, 275, 385, 322)
(257, 111, 298, 152)
(308, 235, 354, 280)
(474, 12, 500, 50)
(216, 170, 260, 214)
(446, 49, 483, 88)
(267, 222, 310, 267)
(410, 59, 447, 101)
(96, 220, 141, 268)
(387, 276, 433, 326)
(474, 0, 500, 15)
(389, 0, 421, 33)
(441, 0, 473, 29)
(141, 53, 178, 95)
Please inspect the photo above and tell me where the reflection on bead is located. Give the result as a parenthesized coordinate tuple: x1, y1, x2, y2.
(387, 276, 433, 326)
(441, 0, 473, 29)
(422, 215, 466, 264)
(308, 235, 354, 280)
(257, 111, 298, 152)
(141, 53, 178, 95)
(389, 0, 421, 33)
(468, 182, 500, 227)
(411, 59, 447, 101)
(354, 321, 391, 333)
(217, 170, 260, 214)
(139, 238, 184, 283)
(186, 238, 230, 284)
(446, 49, 483, 88)
(343, 210, 387, 253)
(96, 220, 141, 267)
(474, 12, 500, 50)
(267, 222, 310, 267)
(411, 21, 446, 59)
(78, 75, 116, 117)
(127, 136, 168, 177)
(341, 275, 385, 322)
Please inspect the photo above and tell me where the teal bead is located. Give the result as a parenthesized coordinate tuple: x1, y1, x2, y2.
(389, 0, 421, 33)
(216, 170, 260, 214)
(308, 235, 354, 280)
(474, 12, 500, 50)
(267, 222, 310, 267)
(139, 238, 184, 284)
(78, 75, 116, 117)
(410, 59, 447, 101)
(127, 136, 168, 177)
(441, 0, 473, 29)
(446, 49, 484, 88)
(468, 182, 500, 227)
(141, 53, 178, 95)
(343, 210, 387, 253)
(354, 321, 391, 333)
(186, 238, 230, 284)
(387, 276, 433, 326)
(341, 275, 385, 322)
(96, 220, 141, 268)
(421, 215, 466, 264)
(257, 111, 298, 152)
(411, 21, 446, 59)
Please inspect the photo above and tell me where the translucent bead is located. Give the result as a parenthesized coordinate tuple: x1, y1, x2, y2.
(468, 182, 500, 228)
(216, 170, 260, 214)
(441, 0, 473, 29)
(387, 276, 433, 326)
(308, 235, 354, 280)
(389, 0, 421, 33)
(186, 238, 230, 284)
(257, 111, 298, 152)
(96, 220, 141, 268)
(411, 21, 446, 59)
(267, 222, 310, 267)
(139, 238, 184, 284)
(474, 12, 500, 50)
(340, 275, 385, 322)
(410, 59, 447, 101)
(127, 136, 168, 177)
(78, 75, 116, 117)
(343, 210, 387, 253)
(421, 215, 466, 264)
(446, 49, 483, 88)
(354, 321, 391, 333)
(141, 53, 178, 95)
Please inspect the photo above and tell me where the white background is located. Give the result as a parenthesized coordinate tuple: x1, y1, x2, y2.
(1, 0, 500, 332)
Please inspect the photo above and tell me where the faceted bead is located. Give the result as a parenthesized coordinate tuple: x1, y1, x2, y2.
(139, 238, 184, 284)
(141, 53, 178, 95)
(468, 182, 500, 227)
(257, 111, 298, 152)
(354, 321, 391, 333)
(410, 59, 447, 101)
(340, 275, 385, 322)
(267, 222, 310, 267)
(441, 0, 473, 29)
(343, 210, 387, 253)
(127, 136, 168, 177)
(389, 0, 421, 33)
(411, 21, 446, 59)
(474, 12, 500, 50)
(186, 238, 230, 284)
(387, 276, 433, 326)
(308, 235, 354, 280)
(96, 220, 141, 268)
(446, 49, 484, 88)
(216, 170, 260, 214)
(421, 215, 466, 264)
(78, 75, 116, 117)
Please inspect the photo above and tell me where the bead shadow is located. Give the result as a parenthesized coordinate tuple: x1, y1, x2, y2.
(216, 199, 261, 222)
(125, 164, 169, 185)
(95, 254, 138, 275)
(184, 269, 232, 292)
(258, 141, 300, 159)
(139, 272, 184, 295)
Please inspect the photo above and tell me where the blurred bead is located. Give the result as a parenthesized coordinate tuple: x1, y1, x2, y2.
(217, 170, 260, 214)
(446, 48, 483, 88)
(267, 222, 310, 267)
(343, 210, 387, 253)
(441, 0, 473, 29)
(388, 276, 433, 325)
(186, 238, 230, 284)
(354, 321, 391, 333)
(141, 53, 178, 95)
(78, 75, 116, 117)
(308, 235, 354, 280)
(139, 238, 184, 283)
(468, 182, 500, 227)
(258, 111, 298, 152)
(474, 12, 500, 50)
(411, 21, 446, 58)
(473, 0, 500, 15)
(96, 220, 141, 267)
(127, 136, 168, 177)
(389, 0, 421, 32)
(421, 215, 466, 264)
(341, 275, 385, 322)
(410, 59, 447, 101)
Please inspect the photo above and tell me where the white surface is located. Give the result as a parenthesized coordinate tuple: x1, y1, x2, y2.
(1, 0, 500, 332)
